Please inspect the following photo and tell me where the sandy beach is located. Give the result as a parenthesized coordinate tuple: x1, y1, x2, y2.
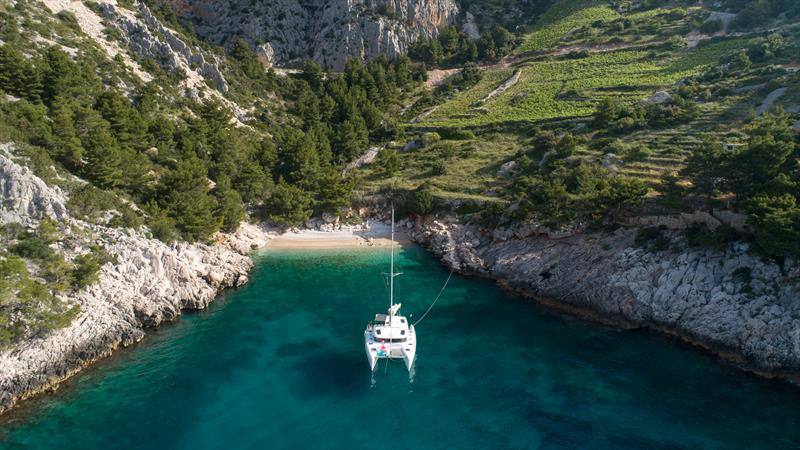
(266, 222, 411, 250)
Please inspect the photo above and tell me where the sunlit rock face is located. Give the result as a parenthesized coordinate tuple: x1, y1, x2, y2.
(169, 0, 459, 70)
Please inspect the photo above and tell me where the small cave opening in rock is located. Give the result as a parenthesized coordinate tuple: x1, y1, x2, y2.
(539, 270, 552, 280)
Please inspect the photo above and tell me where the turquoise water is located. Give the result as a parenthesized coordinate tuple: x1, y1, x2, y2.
(2, 245, 800, 449)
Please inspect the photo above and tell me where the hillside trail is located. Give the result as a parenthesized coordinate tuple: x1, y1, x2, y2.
(756, 87, 787, 116)
(426, 38, 667, 88)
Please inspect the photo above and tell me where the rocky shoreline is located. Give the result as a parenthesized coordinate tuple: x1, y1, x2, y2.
(408, 219, 800, 380)
(3, 167, 800, 416)
(0, 222, 272, 415)
(0, 148, 273, 415)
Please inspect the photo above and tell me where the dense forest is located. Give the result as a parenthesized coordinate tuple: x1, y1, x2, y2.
(0, 12, 427, 241)
(0, 0, 798, 258)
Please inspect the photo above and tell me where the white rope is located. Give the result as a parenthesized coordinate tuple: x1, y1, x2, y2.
(413, 267, 455, 327)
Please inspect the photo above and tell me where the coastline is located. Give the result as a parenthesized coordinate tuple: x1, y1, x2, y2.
(408, 219, 800, 382)
(0, 216, 408, 415)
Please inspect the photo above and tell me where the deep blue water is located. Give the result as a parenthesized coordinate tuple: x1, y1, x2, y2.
(2, 245, 800, 449)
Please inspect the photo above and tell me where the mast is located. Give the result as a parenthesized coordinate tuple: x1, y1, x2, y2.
(389, 205, 395, 323)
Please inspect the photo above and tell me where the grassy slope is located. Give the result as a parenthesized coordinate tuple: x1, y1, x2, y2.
(363, 1, 800, 201)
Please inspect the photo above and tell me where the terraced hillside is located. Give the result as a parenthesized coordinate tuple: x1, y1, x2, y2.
(366, 0, 800, 201)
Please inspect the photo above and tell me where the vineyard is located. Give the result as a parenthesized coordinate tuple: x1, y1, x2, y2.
(360, 0, 800, 207)
(418, 38, 753, 128)
(516, 0, 621, 53)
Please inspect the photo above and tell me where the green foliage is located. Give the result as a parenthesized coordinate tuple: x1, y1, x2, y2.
(746, 194, 800, 258)
(410, 24, 514, 66)
(681, 112, 800, 258)
(408, 184, 435, 216)
(70, 253, 103, 289)
(517, 0, 621, 53)
(264, 181, 313, 227)
(159, 157, 221, 242)
(0, 254, 79, 349)
(593, 96, 699, 133)
(635, 226, 671, 252)
(420, 132, 441, 147)
(143, 201, 178, 243)
(214, 175, 247, 232)
(377, 148, 401, 177)
(512, 153, 649, 228)
(430, 160, 448, 176)
(68, 184, 137, 225)
(699, 19, 723, 34)
(685, 224, 741, 252)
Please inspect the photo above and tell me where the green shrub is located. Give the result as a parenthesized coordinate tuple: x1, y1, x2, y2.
(377, 148, 401, 177)
(635, 226, 670, 251)
(699, 19, 723, 34)
(67, 184, 120, 223)
(0, 255, 79, 348)
(431, 160, 448, 176)
(11, 232, 54, 261)
(420, 132, 441, 147)
(70, 254, 103, 289)
(264, 182, 313, 227)
(685, 224, 740, 251)
(408, 184, 435, 216)
(437, 128, 476, 140)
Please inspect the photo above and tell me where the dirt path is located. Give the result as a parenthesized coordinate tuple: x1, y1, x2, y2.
(478, 69, 521, 104)
(756, 87, 787, 116)
(426, 68, 462, 88)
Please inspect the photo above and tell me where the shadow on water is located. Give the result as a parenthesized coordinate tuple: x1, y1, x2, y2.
(288, 349, 368, 400)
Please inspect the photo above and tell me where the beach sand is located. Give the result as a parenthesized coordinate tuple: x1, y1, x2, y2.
(266, 222, 411, 250)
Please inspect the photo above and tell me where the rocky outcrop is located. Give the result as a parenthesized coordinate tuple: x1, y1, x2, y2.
(0, 148, 272, 414)
(97, 1, 228, 92)
(410, 220, 800, 378)
(0, 145, 69, 224)
(169, 0, 459, 70)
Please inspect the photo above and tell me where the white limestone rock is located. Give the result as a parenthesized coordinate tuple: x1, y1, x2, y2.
(410, 219, 800, 376)
(0, 146, 272, 414)
(170, 0, 459, 70)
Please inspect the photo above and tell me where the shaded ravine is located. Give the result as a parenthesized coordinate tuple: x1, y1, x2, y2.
(2, 247, 800, 449)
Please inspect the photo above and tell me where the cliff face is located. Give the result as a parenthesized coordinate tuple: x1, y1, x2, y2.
(169, 0, 459, 70)
(0, 146, 272, 414)
(410, 220, 800, 378)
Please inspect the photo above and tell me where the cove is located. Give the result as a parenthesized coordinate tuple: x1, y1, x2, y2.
(2, 245, 800, 449)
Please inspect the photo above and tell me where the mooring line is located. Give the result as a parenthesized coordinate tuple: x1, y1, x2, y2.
(413, 267, 455, 327)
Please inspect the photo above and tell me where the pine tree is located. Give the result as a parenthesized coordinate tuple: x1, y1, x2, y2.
(74, 108, 122, 188)
(214, 175, 246, 232)
(48, 98, 84, 169)
(42, 47, 83, 106)
(264, 180, 313, 227)
(160, 156, 221, 242)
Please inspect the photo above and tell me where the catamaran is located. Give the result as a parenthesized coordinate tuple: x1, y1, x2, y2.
(364, 207, 416, 372)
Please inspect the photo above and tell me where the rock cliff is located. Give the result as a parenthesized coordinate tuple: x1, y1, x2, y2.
(0, 146, 272, 414)
(169, 0, 459, 70)
(410, 219, 800, 378)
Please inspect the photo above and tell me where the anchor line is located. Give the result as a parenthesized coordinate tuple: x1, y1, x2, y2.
(413, 267, 455, 327)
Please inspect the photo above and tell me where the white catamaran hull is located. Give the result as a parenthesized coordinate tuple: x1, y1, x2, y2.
(364, 324, 416, 371)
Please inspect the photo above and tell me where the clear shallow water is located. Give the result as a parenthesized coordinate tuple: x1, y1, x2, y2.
(3, 246, 800, 450)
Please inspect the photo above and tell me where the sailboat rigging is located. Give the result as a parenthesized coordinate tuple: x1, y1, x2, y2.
(364, 207, 416, 372)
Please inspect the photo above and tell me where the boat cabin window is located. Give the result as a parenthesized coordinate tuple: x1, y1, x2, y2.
(376, 338, 407, 343)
